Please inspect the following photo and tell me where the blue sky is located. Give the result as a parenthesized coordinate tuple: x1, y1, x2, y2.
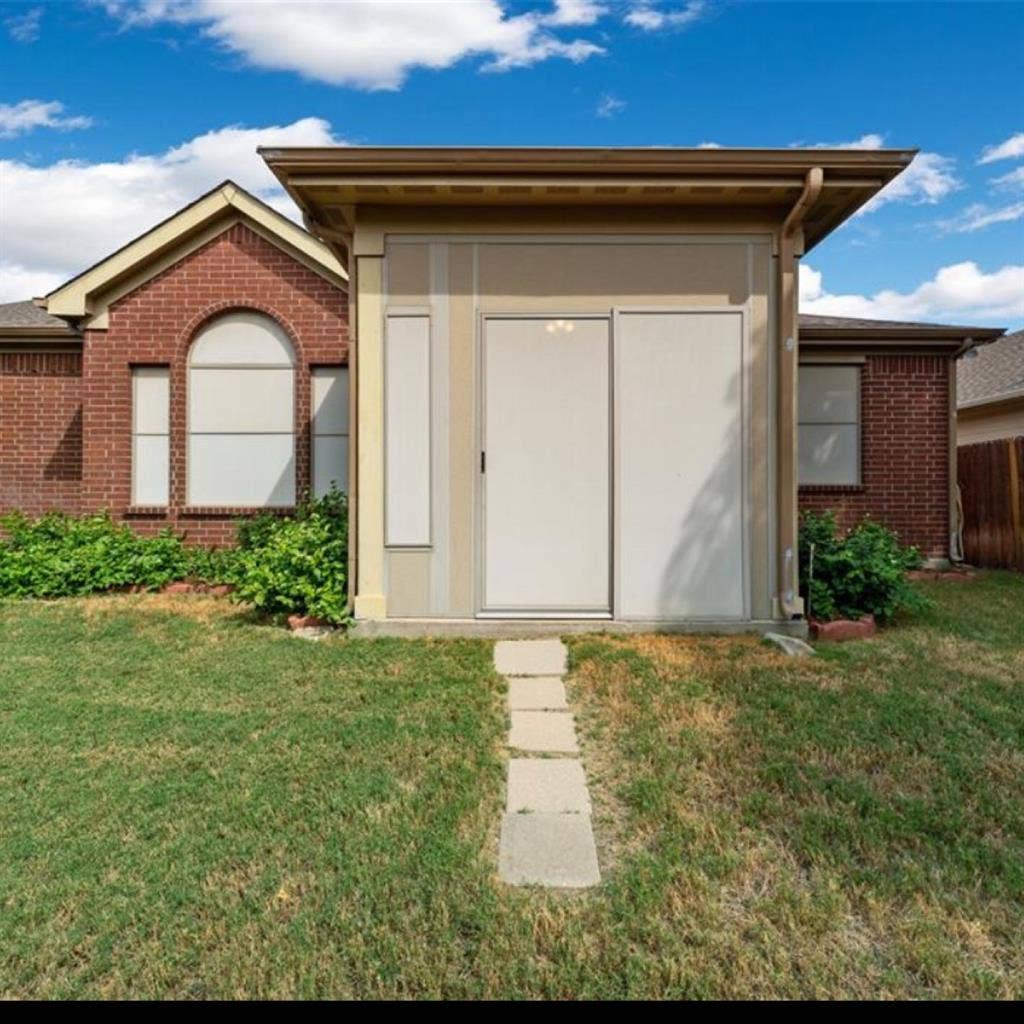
(2, 0, 1022, 325)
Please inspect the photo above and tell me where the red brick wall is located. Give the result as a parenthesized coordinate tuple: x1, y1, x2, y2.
(0, 350, 83, 516)
(799, 353, 950, 559)
(82, 222, 348, 546)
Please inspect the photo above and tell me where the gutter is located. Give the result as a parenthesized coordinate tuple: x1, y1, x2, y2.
(778, 167, 823, 620)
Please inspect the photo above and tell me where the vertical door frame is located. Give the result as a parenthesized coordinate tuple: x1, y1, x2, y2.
(475, 311, 614, 618)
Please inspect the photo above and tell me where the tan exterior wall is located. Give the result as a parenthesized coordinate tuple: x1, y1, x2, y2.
(957, 400, 1024, 446)
(367, 207, 778, 621)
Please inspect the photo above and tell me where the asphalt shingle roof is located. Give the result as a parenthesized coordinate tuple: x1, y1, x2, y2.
(799, 313, 991, 332)
(957, 329, 1024, 407)
(0, 300, 77, 334)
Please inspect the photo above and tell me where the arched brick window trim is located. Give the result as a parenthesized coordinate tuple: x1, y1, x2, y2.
(170, 302, 312, 513)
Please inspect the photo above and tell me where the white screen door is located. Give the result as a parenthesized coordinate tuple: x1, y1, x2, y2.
(616, 310, 745, 619)
(482, 316, 610, 613)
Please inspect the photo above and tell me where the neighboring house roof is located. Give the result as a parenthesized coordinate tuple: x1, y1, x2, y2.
(800, 312, 1004, 352)
(261, 145, 916, 254)
(45, 180, 347, 328)
(957, 329, 1024, 409)
(0, 299, 80, 339)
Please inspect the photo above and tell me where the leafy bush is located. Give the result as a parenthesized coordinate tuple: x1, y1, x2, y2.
(231, 487, 349, 624)
(0, 511, 239, 598)
(799, 511, 928, 623)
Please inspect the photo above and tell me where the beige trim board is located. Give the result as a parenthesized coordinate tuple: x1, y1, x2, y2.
(351, 617, 808, 639)
(46, 181, 346, 320)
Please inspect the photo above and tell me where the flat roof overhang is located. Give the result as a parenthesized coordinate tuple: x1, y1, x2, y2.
(260, 146, 917, 252)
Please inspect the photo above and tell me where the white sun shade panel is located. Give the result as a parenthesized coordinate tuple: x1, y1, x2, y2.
(188, 434, 295, 507)
(616, 310, 745, 619)
(189, 311, 295, 365)
(312, 367, 349, 497)
(131, 367, 169, 505)
(385, 316, 431, 546)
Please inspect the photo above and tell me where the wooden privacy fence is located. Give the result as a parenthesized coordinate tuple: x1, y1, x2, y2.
(958, 436, 1024, 570)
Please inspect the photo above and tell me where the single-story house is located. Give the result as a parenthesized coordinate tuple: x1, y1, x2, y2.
(0, 148, 1006, 632)
(957, 329, 1024, 445)
(1, 182, 350, 546)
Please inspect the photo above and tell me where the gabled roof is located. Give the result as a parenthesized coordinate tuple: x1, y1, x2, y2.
(0, 300, 79, 337)
(45, 180, 347, 325)
(261, 146, 916, 252)
(957, 329, 1024, 409)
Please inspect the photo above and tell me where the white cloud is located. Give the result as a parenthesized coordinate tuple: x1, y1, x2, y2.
(0, 117, 341, 302)
(991, 166, 1024, 190)
(800, 261, 1024, 324)
(625, 1, 706, 31)
(0, 263, 65, 303)
(934, 202, 1024, 234)
(0, 99, 93, 139)
(794, 133, 960, 214)
(5, 5, 42, 42)
(862, 152, 960, 214)
(696, 140, 722, 149)
(545, 0, 606, 26)
(596, 92, 626, 118)
(978, 132, 1024, 165)
(797, 133, 887, 150)
(100, 0, 605, 90)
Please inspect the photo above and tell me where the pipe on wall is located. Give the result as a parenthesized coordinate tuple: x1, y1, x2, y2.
(777, 167, 823, 619)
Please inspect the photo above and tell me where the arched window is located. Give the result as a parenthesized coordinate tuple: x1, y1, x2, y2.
(188, 311, 296, 507)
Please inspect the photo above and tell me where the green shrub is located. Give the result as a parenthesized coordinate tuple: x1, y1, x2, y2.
(231, 487, 349, 624)
(0, 511, 239, 598)
(799, 511, 927, 623)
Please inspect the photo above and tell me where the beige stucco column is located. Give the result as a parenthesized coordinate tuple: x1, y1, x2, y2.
(353, 246, 386, 619)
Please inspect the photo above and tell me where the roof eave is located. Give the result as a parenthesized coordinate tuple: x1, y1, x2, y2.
(260, 146, 916, 253)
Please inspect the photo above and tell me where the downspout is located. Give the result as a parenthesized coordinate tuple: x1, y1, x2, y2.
(777, 166, 824, 619)
(949, 337, 971, 564)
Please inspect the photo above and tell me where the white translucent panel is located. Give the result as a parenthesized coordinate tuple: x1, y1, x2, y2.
(312, 366, 349, 435)
(799, 424, 859, 485)
(132, 367, 169, 434)
(798, 365, 859, 424)
(617, 311, 745, 619)
(189, 368, 294, 433)
(190, 311, 295, 366)
(484, 317, 610, 611)
(385, 315, 431, 546)
(313, 436, 349, 498)
(132, 435, 169, 506)
(188, 434, 295, 506)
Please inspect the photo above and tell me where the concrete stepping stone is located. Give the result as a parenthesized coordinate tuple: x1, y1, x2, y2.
(509, 710, 579, 753)
(507, 676, 568, 711)
(494, 639, 567, 677)
(498, 813, 600, 888)
(507, 758, 591, 814)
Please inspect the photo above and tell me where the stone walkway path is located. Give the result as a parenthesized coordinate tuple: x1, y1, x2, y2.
(495, 639, 600, 888)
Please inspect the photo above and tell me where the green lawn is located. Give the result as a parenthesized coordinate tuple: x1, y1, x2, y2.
(1, 575, 1022, 998)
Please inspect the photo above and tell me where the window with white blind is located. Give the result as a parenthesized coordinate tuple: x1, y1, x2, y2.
(131, 366, 170, 506)
(187, 312, 296, 507)
(311, 367, 349, 497)
(798, 364, 860, 485)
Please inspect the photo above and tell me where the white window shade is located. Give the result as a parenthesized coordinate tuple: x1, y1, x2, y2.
(798, 365, 860, 485)
(132, 367, 169, 506)
(187, 313, 296, 507)
(312, 367, 348, 497)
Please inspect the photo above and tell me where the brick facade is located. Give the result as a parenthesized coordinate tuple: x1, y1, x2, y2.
(799, 353, 950, 559)
(0, 350, 83, 517)
(81, 222, 348, 545)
